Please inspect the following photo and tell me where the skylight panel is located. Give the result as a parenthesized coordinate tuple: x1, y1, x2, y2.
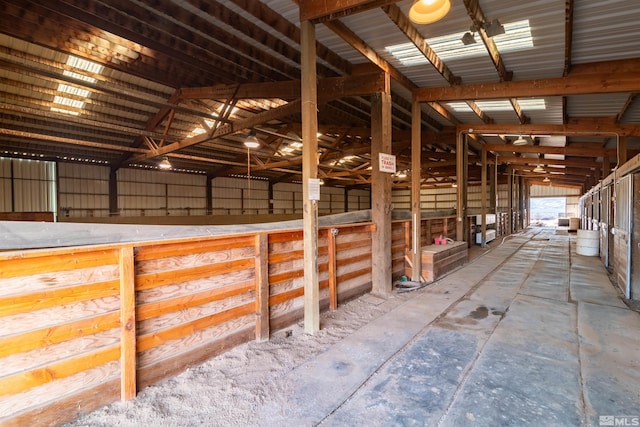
(53, 96, 85, 109)
(386, 19, 533, 65)
(446, 98, 546, 112)
(66, 55, 104, 74)
(57, 84, 90, 98)
(63, 70, 97, 84)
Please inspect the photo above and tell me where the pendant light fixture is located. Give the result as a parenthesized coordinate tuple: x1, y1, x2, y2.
(158, 156, 172, 170)
(532, 164, 546, 173)
(409, 0, 451, 25)
(512, 135, 528, 146)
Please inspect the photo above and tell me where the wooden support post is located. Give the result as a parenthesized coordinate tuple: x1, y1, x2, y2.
(255, 233, 269, 341)
(490, 160, 497, 214)
(119, 246, 136, 401)
(410, 98, 422, 281)
(301, 20, 320, 334)
(618, 136, 628, 167)
(371, 74, 393, 295)
(328, 228, 338, 311)
(456, 133, 468, 241)
(507, 167, 514, 234)
(109, 169, 118, 216)
(481, 147, 487, 246)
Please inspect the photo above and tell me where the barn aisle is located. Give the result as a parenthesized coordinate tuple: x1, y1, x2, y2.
(258, 228, 640, 427)
(63, 228, 640, 427)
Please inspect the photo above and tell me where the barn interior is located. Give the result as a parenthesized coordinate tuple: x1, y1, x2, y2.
(1, 0, 640, 425)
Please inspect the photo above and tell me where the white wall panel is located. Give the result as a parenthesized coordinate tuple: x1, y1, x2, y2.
(1, 158, 56, 214)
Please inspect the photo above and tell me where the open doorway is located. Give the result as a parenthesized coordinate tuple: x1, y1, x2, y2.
(530, 197, 566, 226)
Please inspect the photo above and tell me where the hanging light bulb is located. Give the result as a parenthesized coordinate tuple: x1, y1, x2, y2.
(158, 156, 172, 170)
(244, 132, 260, 149)
(408, 0, 451, 25)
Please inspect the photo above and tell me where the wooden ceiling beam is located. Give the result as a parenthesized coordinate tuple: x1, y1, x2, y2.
(131, 99, 302, 162)
(459, 122, 640, 137)
(179, 72, 388, 101)
(483, 143, 613, 158)
(496, 156, 599, 169)
(299, 0, 400, 23)
(416, 59, 640, 102)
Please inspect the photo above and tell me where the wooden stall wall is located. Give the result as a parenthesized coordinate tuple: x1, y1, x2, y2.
(0, 221, 384, 426)
(0, 246, 124, 426)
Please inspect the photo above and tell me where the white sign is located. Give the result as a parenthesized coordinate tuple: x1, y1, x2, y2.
(379, 153, 396, 174)
(308, 178, 321, 201)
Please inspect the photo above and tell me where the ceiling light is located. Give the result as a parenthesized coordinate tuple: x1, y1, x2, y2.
(484, 19, 506, 37)
(158, 156, 172, 170)
(533, 164, 546, 173)
(408, 0, 451, 25)
(512, 136, 528, 146)
(452, 182, 457, 188)
(244, 132, 260, 149)
(461, 32, 476, 45)
(543, 176, 550, 183)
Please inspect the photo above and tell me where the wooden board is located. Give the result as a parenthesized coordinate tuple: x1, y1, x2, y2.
(421, 241, 468, 283)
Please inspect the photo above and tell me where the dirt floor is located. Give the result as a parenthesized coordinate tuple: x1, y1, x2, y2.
(63, 290, 417, 427)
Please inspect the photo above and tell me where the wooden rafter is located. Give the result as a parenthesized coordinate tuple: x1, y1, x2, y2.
(417, 59, 640, 102)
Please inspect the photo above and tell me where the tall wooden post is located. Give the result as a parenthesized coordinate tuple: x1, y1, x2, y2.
(456, 133, 468, 242)
(481, 147, 487, 246)
(410, 98, 422, 281)
(507, 167, 513, 234)
(371, 73, 392, 295)
(618, 136, 628, 167)
(301, 20, 319, 334)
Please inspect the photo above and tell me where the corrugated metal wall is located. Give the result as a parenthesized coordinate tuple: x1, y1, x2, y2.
(0, 157, 56, 213)
(118, 169, 207, 217)
(212, 176, 270, 215)
(530, 184, 581, 197)
(58, 163, 110, 217)
(1, 159, 371, 218)
(393, 185, 492, 211)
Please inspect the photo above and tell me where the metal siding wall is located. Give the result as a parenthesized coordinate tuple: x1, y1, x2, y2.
(392, 189, 410, 210)
(348, 189, 370, 211)
(2, 158, 56, 213)
(58, 163, 110, 217)
(119, 169, 206, 216)
(530, 184, 581, 197)
(273, 182, 302, 214)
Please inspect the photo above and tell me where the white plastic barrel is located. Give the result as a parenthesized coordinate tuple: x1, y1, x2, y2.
(576, 229, 599, 256)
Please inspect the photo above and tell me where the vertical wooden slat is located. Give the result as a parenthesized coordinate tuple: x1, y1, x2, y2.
(255, 233, 270, 341)
(328, 228, 338, 311)
(119, 246, 136, 401)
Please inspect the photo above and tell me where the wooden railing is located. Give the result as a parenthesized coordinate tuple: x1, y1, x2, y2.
(0, 216, 455, 426)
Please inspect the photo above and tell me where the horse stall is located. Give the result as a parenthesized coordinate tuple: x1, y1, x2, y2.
(0, 211, 412, 426)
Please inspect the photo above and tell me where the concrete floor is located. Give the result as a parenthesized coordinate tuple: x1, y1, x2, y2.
(257, 227, 640, 427)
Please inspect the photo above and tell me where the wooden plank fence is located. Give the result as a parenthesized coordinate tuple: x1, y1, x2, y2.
(0, 216, 455, 426)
